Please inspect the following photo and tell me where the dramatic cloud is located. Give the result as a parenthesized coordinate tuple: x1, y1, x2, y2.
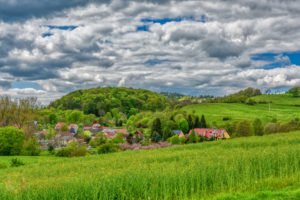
(0, 0, 300, 104)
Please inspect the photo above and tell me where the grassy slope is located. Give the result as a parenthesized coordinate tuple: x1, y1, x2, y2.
(182, 103, 300, 125)
(1, 132, 300, 199)
(182, 94, 300, 126)
(251, 94, 300, 106)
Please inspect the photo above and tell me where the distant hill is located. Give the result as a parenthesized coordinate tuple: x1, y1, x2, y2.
(214, 87, 262, 103)
(159, 92, 213, 100)
(50, 87, 170, 116)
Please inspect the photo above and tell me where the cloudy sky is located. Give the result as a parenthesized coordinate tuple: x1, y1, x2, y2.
(1, 0, 300, 104)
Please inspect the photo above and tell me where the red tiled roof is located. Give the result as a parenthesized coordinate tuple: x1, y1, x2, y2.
(115, 129, 128, 136)
(69, 124, 78, 128)
(189, 128, 227, 139)
(83, 126, 92, 130)
(39, 131, 47, 135)
(105, 131, 117, 139)
(55, 122, 66, 129)
(92, 123, 101, 128)
(59, 131, 73, 137)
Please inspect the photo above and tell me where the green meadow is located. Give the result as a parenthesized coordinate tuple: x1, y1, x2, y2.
(1, 131, 300, 200)
(182, 102, 300, 125)
(251, 94, 300, 106)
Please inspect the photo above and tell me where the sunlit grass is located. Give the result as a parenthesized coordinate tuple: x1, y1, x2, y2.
(1, 131, 300, 199)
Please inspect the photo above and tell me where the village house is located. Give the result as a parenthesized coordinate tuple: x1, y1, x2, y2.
(68, 124, 79, 135)
(55, 122, 66, 132)
(188, 128, 230, 140)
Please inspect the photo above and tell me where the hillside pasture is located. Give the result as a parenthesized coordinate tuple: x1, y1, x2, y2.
(182, 102, 300, 125)
(0, 131, 300, 199)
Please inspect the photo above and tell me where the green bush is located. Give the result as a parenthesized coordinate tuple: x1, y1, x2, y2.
(0, 127, 24, 156)
(55, 148, 69, 157)
(235, 120, 254, 137)
(10, 158, 25, 167)
(0, 162, 7, 169)
(223, 117, 231, 121)
(22, 137, 41, 156)
(98, 142, 120, 154)
(66, 142, 88, 157)
(168, 135, 180, 145)
(89, 132, 107, 147)
(179, 136, 186, 144)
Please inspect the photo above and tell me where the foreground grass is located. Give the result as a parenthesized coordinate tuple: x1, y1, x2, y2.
(182, 102, 300, 125)
(1, 132, 300, 199)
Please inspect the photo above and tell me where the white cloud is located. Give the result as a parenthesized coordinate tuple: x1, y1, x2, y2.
(0, 0, 300, 104)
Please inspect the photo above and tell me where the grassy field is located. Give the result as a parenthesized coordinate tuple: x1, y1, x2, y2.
(182, 102, 300, 126)
(251, 94, 300, 106)
(1, 131, 300, 199)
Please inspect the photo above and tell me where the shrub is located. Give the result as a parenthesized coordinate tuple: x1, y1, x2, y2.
(187, 130, 197, 143)
(89, 132, 107, 147)
(223, 117, 231, 121)
(48, 145, 54, 153)
(66, 141, 88, 157)
(55, 148, 69, 157)
(235, 120, 254, 137)
(22, 137, 41, 156)
(10, 158, 25, 167)
(179, 136, 186, 144)
(0, 162, 7, 169)
(111, 133, 125, 144)
(168, 135, 180, 145)
(264, 123, 278, 134)
(98, 142, 120, 154)
(0, 127, 24, 156)
(246, 99, 257, 105)
(56, 142, 88, 158)
(253, 118, 264, 136)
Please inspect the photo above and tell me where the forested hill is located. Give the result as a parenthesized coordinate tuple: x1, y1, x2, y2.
(49, 87, 170, 116)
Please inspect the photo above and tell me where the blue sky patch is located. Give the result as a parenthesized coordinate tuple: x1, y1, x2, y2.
(137, 16, 206, 32)
(141, 16, 205, 25)
(145, 59, 171, 66)
(252, 51, 300, 69)
(42, 32, 53, 37)
(137, 25, 149, 32)
(46, 25, 78, 30)
(12, 81, 40, 89)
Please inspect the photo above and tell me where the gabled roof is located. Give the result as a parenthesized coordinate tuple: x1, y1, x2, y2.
(68, 124, 78, 128)
(59, 131, 73, 137)
(172, 130, 182, 136)
(92, 123, 101, 128)
(83, 126, 92, 130)
(55, 122, 66, 130)
(115, 129, 128, 136)
(104, 131, 117, 139)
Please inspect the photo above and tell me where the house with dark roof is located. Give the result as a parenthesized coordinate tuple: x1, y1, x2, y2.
(68, 124, 79, 135)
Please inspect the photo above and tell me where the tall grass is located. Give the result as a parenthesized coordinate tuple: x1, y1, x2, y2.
(1, 132, 300, 199)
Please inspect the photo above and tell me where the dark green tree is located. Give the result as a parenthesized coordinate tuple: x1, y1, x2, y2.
(187, 129, 196, 143)
(200, 115, 207, 128)
(48, 113, 58, 125)
(252, 118, 264, 136)
(151, 118, 162, 135)
(194, 116, 201, 128)
(187, 114, 194, 129)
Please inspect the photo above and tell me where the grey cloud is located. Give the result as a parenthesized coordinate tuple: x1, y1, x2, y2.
(0, 0, 111, 22)
(0, 80, 11, 89)
(201, 37, 244, 60)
